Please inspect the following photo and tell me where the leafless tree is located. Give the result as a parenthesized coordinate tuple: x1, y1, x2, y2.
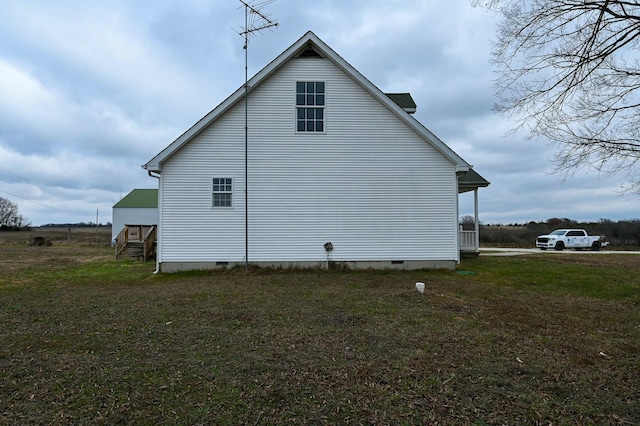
(460, 215, 477, 230)
(474, 0, 640, 192)
(0, 197, 30, 229)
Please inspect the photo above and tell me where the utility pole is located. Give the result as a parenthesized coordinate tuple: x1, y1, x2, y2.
(95, 208, 99, 244)
(237, 0, 278, 270)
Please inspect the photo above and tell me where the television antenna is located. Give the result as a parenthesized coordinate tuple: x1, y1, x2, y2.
(236, 1, 278, 270)
(237, 1, 279, 43)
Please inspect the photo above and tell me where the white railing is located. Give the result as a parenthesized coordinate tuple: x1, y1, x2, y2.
(459, 230, 477, 251)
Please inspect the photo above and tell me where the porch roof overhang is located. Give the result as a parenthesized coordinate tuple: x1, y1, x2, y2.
(458, 169, 490, 194)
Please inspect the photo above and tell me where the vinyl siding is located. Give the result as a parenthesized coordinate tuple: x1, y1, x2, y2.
(158, 57, 458, 263)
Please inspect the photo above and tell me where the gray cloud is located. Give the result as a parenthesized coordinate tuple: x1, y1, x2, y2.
(0, 0, 637, 226)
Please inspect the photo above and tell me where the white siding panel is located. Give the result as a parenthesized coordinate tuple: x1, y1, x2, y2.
(159, 57, 458, 264)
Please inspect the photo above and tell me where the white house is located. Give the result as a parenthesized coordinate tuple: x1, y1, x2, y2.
(143, 31, 488, 272)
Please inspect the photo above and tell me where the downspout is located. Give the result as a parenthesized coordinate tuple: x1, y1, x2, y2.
(148, 170, 161, 274)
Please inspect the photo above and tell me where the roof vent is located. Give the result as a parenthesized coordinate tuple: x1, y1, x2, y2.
(297, 44, 323, 58)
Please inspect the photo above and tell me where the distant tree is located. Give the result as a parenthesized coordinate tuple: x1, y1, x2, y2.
(474, 0, 640, 192)
(0, 197, 31, 230)
(479, 218, 640, 247)
(460, 215, 477, 230)
(545, 217, 578, 229)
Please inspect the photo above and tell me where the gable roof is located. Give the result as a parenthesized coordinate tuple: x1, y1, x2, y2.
(143, 31, 470, 173)
(113, 189, 158, 208)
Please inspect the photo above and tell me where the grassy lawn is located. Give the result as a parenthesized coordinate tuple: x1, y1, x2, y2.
(1, 241, 639, 424)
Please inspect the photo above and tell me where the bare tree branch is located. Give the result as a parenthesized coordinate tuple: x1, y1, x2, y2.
(474, 0, 640, 192)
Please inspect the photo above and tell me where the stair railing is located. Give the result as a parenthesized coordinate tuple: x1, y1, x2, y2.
(115, 225, 157, 260)
(115, 226, 129, 257)
(143, 225, 157, 261)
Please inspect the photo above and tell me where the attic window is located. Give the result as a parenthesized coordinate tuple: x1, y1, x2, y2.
(296, 81, 325, 132)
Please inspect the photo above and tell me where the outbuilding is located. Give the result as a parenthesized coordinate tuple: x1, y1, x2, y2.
(111, 189, 158, 242)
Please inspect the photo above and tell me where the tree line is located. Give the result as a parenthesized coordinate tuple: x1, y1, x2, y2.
(0, 197, 113, 230)
(461, 216, 640, 248)
(39, 223, 112, 228)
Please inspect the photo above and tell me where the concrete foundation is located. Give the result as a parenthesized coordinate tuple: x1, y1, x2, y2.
(159, 259, 456, 273)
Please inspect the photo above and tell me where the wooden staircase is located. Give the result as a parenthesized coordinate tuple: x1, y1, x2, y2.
(117, 241, 146, 260)
(115, 225, 156, 261)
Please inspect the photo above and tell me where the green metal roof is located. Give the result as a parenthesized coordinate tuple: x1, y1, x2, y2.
(113, 189, 158, 208)
(385, 93, 417, 113)
(458, 169, 490, 193)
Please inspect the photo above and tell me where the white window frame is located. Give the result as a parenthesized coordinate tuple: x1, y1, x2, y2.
(295, 81, 325, 133)
(212, 178, 233, 208)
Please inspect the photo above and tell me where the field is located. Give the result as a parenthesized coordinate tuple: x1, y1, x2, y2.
(1, 228, 639, 424)
(0, 226, 113, 246)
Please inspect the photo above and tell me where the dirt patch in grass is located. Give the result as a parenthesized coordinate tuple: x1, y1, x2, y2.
(1, 246, 639, 424)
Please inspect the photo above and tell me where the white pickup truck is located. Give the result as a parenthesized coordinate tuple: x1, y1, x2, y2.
(536, 229, 609, 251)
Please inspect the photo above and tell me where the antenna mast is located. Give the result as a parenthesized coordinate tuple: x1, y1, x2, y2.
(237, 1, 278, 271)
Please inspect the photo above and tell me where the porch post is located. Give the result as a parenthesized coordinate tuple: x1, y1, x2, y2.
(474, 188, 480, 251)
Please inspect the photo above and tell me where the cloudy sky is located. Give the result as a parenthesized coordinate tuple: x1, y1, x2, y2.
(0, 0, 637, 226)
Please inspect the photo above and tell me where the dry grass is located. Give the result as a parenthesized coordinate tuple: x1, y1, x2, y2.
(1, 230, 639, 424)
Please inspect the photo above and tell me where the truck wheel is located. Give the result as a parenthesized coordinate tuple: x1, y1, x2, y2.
(591, 241, 601, 251)
(555, 242, 565, 251)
